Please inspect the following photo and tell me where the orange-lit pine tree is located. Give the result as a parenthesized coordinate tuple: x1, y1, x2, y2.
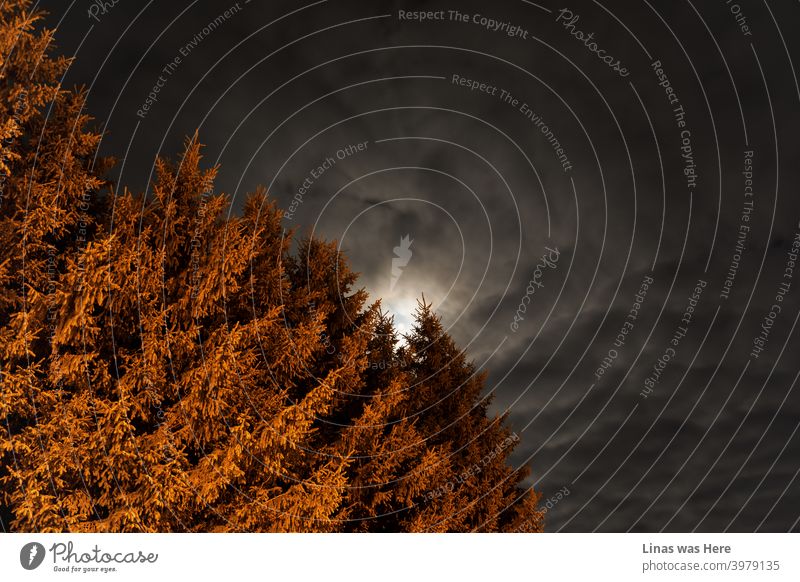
(0, 0, 114, 530)
(0, 1, 544, 533)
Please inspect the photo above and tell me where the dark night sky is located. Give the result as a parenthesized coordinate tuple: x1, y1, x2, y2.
(40, 0, 800, 531)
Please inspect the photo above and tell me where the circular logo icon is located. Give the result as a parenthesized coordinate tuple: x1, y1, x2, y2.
(20, 542, 46, 570)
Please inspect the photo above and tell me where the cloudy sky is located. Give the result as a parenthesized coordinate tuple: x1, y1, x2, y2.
(43, 0, 800, 531)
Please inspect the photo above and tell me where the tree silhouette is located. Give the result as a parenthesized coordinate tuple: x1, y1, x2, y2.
(0, 1, 544, 532)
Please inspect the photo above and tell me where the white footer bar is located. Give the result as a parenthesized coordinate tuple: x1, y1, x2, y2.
(1, 533, 797, 581)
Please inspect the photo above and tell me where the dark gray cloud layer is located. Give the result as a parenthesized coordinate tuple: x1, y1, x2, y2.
(45, 0, 800, 531)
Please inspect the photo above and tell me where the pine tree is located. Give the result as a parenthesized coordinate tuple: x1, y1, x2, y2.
(0, 0, 113, 531)
(0, 1, 544, 532)
(338, 303, 543, 533)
